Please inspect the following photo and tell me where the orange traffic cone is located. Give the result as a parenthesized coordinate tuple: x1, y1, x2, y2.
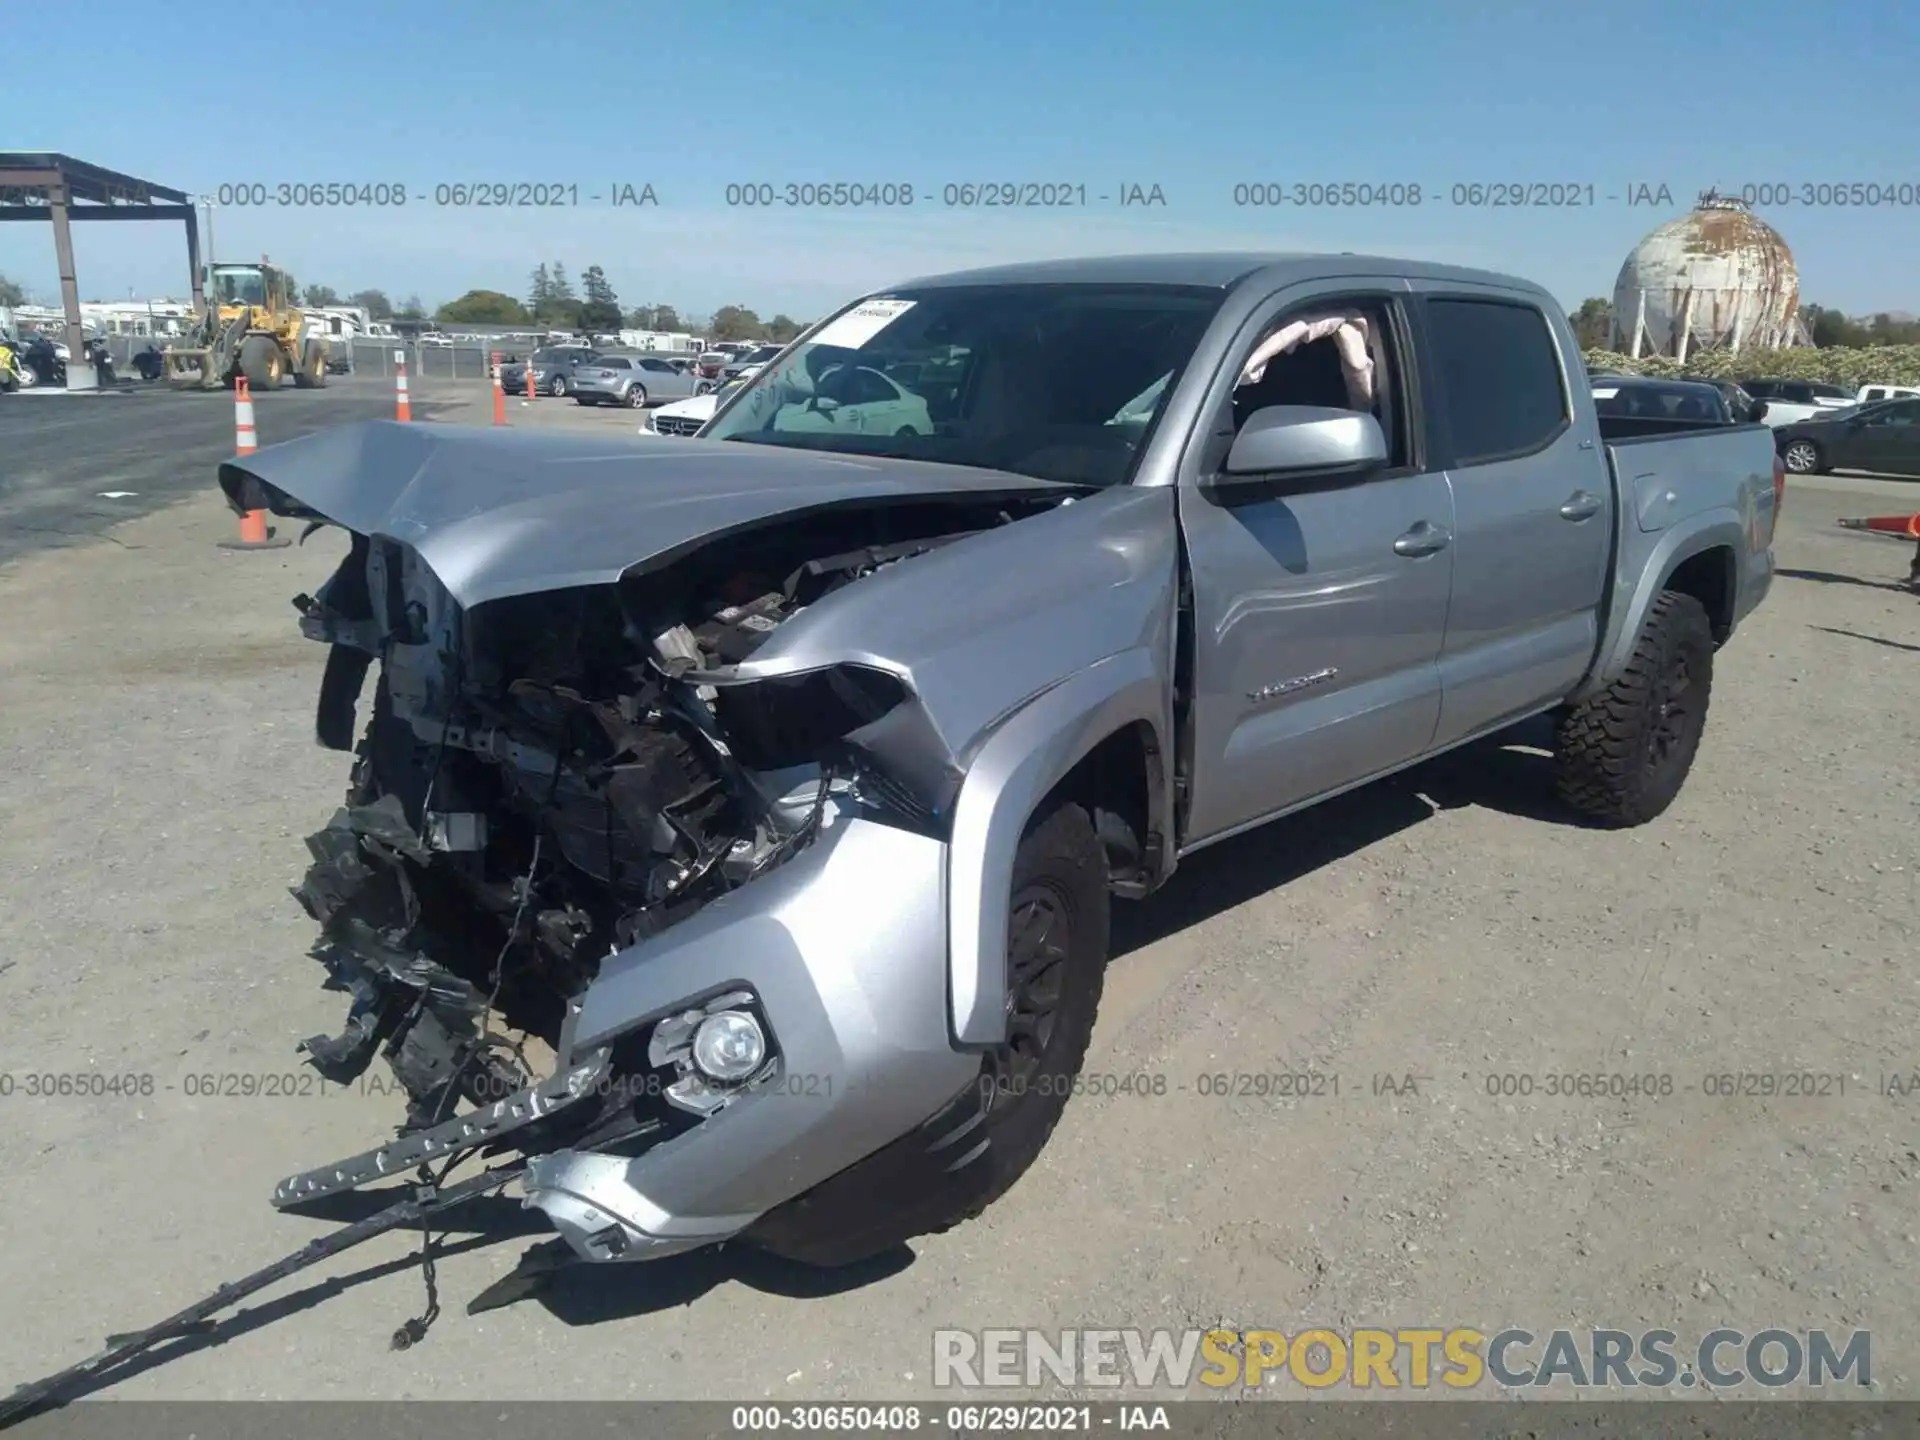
(1837, 513, 1920, 538)
(491, 351, 506, 426)
(525, 364, 535, 402)
(220, 377, 290, 551)
(394, 350, 412, 422)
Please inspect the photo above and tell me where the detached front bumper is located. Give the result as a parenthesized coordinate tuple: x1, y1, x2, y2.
(272, 814, 977, 1264)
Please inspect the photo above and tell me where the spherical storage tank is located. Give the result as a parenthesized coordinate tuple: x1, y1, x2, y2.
(1610, 191, 1801, 356)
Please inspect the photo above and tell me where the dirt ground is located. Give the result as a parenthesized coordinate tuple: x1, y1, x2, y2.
(0, 389, 1915, 1406)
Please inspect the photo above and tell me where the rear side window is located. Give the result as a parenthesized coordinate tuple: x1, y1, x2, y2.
(1424, 298, 1568, 465)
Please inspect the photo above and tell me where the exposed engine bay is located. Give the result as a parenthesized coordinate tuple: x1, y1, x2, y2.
(285, 495, 1060, 1146)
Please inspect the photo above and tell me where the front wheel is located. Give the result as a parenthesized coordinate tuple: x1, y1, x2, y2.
(1554, 591, 1714, 827)
(626, 384, 649, 408)
(548, 374, 568, 397)
(744, 801, 1109, 1267)
(694, 380, 714, 395)
(1781, 439, 1824, 474)
(239, 335, 281, 390)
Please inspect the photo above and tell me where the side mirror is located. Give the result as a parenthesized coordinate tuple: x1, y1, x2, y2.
(1748, 400, 1768, 422)
(1220, 406, 1388, 479)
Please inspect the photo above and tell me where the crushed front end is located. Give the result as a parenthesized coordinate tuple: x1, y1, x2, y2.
(263, 492, 1040, 1264)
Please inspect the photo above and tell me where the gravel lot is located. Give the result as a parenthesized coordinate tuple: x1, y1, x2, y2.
(0, 386, 1915, 1408)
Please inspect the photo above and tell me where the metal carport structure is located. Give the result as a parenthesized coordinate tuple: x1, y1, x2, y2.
(0, 154, 203, 390)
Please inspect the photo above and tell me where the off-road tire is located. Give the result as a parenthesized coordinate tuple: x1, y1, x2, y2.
(239, 335, 281, 390)
(744, 801, 1109, 1267)
(1554, 591, 1714, 827)
(292, 341, 328, 389)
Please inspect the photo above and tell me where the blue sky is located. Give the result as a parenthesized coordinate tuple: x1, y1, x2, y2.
(6, 0, 1917, 321)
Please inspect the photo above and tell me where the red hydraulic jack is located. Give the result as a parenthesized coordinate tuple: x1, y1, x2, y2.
(1836, 511, 1920, 591)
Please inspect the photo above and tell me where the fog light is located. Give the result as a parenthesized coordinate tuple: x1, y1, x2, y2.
(691, 1011, 766, 1083)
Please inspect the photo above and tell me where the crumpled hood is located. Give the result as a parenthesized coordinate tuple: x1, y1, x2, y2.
(219, 420, 1064, 609)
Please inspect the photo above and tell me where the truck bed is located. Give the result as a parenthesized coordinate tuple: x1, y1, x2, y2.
(1596, 413, 1757, 443)
(1573, 415, 1779, 706)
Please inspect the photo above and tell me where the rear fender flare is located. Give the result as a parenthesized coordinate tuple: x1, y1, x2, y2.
(946, 648, 1171, 1048)
(1575, 511, 1744, 701)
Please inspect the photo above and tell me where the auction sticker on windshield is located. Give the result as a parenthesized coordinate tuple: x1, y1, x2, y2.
(811, 298, 916, 349)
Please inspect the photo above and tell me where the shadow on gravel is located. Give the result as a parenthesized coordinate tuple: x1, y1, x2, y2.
(529, 1239, 914, 1328)
(1777, 566, 1916, 594)
(1111, 713, 1585, 960)
(1809, 625, 1920, 652)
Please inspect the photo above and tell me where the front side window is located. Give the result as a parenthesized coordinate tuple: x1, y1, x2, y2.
(704, 283, 1225, 487)
(1866, 400, 1920, 426)
(1423, 297, 1567, 465)
(1214, 297, 1408, 470)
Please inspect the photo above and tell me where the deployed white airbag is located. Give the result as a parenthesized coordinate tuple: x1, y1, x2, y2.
(1239, 312, 1376, 409)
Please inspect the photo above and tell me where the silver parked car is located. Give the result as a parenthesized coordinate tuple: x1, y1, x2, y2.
(571, 353, 705, 407)
(224, 252, 1777, 1275)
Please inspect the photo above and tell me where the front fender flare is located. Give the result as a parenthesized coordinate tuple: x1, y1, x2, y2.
(1575, 510, 1746, 702)
(946, 648, 1171, 1048)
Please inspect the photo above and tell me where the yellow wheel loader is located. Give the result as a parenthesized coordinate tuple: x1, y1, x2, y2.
(165, 261, 329, 391)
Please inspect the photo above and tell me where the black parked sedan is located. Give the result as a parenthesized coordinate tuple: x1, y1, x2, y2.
(1774, 397, 1920, 476)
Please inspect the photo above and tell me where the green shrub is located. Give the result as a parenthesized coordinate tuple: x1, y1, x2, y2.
(1584, 346, 1920, 387)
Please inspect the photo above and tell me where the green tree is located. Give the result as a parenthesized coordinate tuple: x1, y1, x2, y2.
(765, 313, 806, 343)
(709, 304, 762, 342)
(578, 265, 621, 333)
(304, 284, 341, 307)
(651, 304, 683, 333)
(1569, 297, 1611, 349)
(348, 289, 393, 319)
(279, 271, 299, 305)
(529, 261, 579, 327)
(437, 289, 531, 324)
(0, 274, 26, 307)
(396, 294, 426, 320)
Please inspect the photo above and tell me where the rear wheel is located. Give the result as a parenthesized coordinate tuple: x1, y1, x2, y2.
(239, 335, 281, 390)
(1781, 439, 1824, 474)
(548, 374, 568, 397)
(1555, 591, 1714, 827)
(745, 801, 1109, 1267)
(626, 384, 649, 408)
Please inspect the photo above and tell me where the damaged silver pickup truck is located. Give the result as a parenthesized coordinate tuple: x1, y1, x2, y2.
(224, 254, 1779, 1270)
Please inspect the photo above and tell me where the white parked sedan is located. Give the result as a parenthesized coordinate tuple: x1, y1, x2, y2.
(640, 388, 721, 436)
(771, 364, 933, 436)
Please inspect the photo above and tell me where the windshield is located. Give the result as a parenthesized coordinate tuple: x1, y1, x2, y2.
(210, 267, 267, 306)
(703, 283, 1225, 486)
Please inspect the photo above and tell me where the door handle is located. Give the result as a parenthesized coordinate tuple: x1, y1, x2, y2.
(1393, 521, 1451, 557)
(1559, 490, 1602, 521)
